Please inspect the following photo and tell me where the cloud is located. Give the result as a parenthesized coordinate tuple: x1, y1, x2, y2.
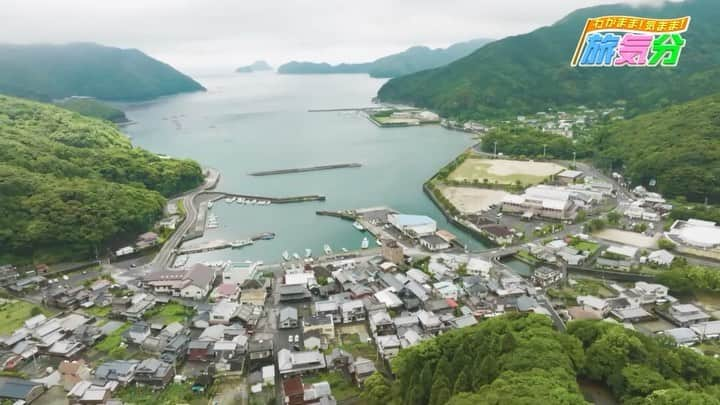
(0, 0, 685, 72)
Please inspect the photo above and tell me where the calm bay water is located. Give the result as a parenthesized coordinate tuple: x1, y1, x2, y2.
(121, 72, 483, 264)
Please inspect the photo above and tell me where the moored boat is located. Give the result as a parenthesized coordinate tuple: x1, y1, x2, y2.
(353, 221, 365, 231)
(361, 237, 369, 249)
(323, 244, 333, 255)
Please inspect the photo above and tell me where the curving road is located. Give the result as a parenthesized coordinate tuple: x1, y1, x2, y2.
(151, 168, 219, 271)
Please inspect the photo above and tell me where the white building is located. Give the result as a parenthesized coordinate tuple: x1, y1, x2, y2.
(501, 185, 576, 220)
(648, 250, 675, 266)
(388, 214, 437, 237)
(667, 219, 720, 250)
(222, 261, 259, 286)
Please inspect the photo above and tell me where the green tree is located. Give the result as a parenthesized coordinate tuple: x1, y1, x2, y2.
(360, 372, 391, 405)
(429, 376, 451, 405)
(453, 369, 473, 394)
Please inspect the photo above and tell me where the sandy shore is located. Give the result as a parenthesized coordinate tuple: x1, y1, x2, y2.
(440, 186, 508, 213)
(593, 228, 660, 248)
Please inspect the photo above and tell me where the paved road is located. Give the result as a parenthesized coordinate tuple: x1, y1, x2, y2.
(151, 169, 219, 271)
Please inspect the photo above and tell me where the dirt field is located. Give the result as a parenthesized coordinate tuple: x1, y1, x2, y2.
(448, 158, 564, 185)
(593, 228, 660, 248)
(439, 186, 508, 213)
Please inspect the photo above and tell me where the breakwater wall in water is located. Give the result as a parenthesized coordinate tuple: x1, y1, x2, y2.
(249, 163, 361, 176)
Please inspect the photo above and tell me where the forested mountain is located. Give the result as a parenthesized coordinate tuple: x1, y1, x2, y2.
(54, 98, 128, 123)
(591, 92, 720, 203)
(378, 0, 720, 119)
(0, 43, 205, 102)
(0, 95, 204, 262)
(277, 39, 492, 78)
(361, 314, 720, 405)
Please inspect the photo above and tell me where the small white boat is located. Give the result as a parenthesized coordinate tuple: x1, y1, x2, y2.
(376, 239, 383, 247)
(342, 248, 348, 253)
(305, 249, 312, 258)
(224, 197, 234, 203)
(361, 237, 369, 249)
(282, 251, 290, 261)
(293, 253, 301, 260)
(208, 201, 214, 209)
(207, 222, 219, 229)
(323, 244, 333, 255)
(249, 199, 257, 205)
(236, 198, 245, 204)
(353, 221, 365, 231)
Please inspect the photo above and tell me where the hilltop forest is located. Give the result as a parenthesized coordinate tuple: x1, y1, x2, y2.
(0, 95, 204, 263)
(361, 314, 720, 405)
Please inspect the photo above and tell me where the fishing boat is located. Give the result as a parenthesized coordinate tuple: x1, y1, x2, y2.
(255, 232, 276, 240)
(236, 198, 245, 204)
(305, 249, 312, 258)
(376, 239, 383, 247)
(282, 251, 290, 261)
(224, 197, 234, 203)
(173, 255, 189, 268)
(208, 201, 214, 209)
(231, 240, 253, 249)
(353, 221, 365, 231)
(323, 244, 333, 255)
(361, 237, 369, 249)
(293, 253, 301, 260)
(342, 248, 348, 253)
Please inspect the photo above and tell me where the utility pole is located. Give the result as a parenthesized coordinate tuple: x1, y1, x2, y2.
(543, 144, 547, 159)
(494, 141, 497, 158)
(572, 151, 576, 168)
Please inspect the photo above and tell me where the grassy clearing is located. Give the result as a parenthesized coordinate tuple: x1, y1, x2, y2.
(304, 372, 362, 402)
(117, 383, 208, 405)
(569, 240, 600, 255)
(143, 302, 194, 325)
(94, 322, 130, 357)
(547, 279, 615, 306)
(0, 300, 51, 335)
(84, 305, 111, 318)
(448, 158, 562, 185)
(336, 334, 376, 359)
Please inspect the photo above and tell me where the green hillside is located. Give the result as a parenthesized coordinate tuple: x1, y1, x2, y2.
(378, 0, 720, 119)
(0, 95, 204, 262)
(591, 93, 720, 203)
(278, 39, 492, 78)
(363, 314, 720, 405)
(54, 98, 128, 123)
(0, 43, 205, 102)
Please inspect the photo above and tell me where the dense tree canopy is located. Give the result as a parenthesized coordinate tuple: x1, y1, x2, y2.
(386, 314, 720, 405)
(378, 0, 720, 119)
(54, 98, 128, 123)
(0, 95, 203, 262)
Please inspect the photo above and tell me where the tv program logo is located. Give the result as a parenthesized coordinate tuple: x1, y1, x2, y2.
(571, 16, 691, 67)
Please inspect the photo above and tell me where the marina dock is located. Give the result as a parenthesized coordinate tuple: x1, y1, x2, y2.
(204, 192, 326, 204)
(249, 163, 361, 176)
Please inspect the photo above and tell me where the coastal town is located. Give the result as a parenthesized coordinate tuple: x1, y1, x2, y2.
(0, 99, 719, 405)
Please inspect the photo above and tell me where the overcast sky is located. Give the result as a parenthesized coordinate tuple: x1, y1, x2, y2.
(1, 0, 676, 73)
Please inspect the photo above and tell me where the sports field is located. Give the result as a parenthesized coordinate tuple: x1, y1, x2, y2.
(439, 186, 508, 213)
(448, 158, 564, 185)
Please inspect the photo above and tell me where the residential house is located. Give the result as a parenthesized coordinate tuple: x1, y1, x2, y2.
(211, 283, 241, 302)
(279, 285, 311, 302)
(125, 322, 151, 345)
(122, 294, 157, 321)
(212, 340, 240, 361)
(303, 316, 335, 348)
(283, 376, 305, 405)
(451, 314, 478, 329)
(134, 358, 174, 388)
(59, 360, 91, 391)
(350, 357, 376, 386)
(433, 281, 460, 300)
(279, 307, 299, 329)
(668, 304, 711, 327)
(531, 266, 563, 288)
(181, 264, 217, 299)
(369, 311, 395, 337)
(0, 377, 44, 403)
(210, 302, 240, 325)
(314, 301, 341, 323)
(577, 296, 610, 316)
(93, 360, 139, 385)
(341, 300, 366, 323)
(417, 310, 442, 334)
(248, 339, 274, 370)
(376, 335, 401, 360)
(277, 349, 327, 376)
(381, 240, 405, 264)
(419, 235, 451, 251)
(662, 328, 699, 346)
(187, 340, 214, 362)
(691, 321, 720, 340)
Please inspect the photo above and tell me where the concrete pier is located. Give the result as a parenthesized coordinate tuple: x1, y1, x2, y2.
(249, 163, 361, 176)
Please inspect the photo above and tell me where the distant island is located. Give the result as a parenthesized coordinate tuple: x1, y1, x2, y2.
(236, 60, 273, 73)
(277, 38, 492, 78)
(54, 97, 129, 123)
(0, 42, 205, 102)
